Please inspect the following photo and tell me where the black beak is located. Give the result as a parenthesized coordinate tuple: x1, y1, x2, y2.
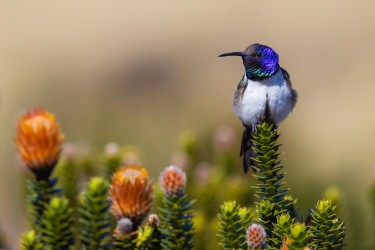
(218, 51, 244, 57)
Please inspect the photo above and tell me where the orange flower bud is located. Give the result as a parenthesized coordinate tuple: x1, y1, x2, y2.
(159, 166, 187, 197)
(246, 224, 266, 249)
(110, 165, 153, 229)
(281, 237, 292, 250)
(147, 214, 160, 228)
(15, 108, 64, 180)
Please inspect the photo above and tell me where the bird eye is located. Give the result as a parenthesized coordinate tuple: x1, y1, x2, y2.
(256, 53, 262, 58)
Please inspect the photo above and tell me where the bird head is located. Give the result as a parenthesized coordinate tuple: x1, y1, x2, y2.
(219, 43, 280, 80)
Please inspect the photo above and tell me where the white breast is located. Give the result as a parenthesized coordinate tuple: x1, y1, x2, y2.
(233, 71, 294, 126)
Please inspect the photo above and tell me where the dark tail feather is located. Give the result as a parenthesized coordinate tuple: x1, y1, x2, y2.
(240, 125, 257, 173)
(240, 126, 250, 157)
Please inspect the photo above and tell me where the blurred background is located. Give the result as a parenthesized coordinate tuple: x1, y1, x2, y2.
(1, 1, 375, 249)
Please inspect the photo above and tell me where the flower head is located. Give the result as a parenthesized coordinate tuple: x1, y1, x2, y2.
(246, 223, 266, 249)
(15, 108, 64, 180)
(110, 165, 153, 228)
(116, 217, 133, 236)
(159, 165, 187, 197)
(147, 214, 160, 228)
(281, 237, 291, 250)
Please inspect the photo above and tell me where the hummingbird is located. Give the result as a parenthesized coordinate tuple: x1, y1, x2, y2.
(219, 43, 298, 173)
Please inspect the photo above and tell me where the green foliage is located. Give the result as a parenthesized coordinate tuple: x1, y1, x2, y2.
(164, 126, 251, 250)
(135, 226, 153, 249)
(269, 213, 294, 249)
(324, 186, 342, 214)
(134, 225, 162, 250)
(103, 148, 122, 178)
(20, 230, 42, 250)
(283, 195, 298, 219)
(289, 222, 309, 249)
(113, 222, 160, 250)
(146, 215, 163, 250)
(309, 199, 346, 249)
(159, 194, 195, 250)
(78, 177, 114, 250)
(247, 122, 310, 249)
(18, 120, 350, 249)
(217, 201, 248, 249)
(251, 122, 288, 207)
(40, 197, 75, 250)
(113, 233, 137, 250)
(238, 206, 256, 229)
(370, 182, 375, 248)
(256, 199, 282, 242)
(27, 177, 61, 230)
(250, 122, 291, 243)
(54, 159, 79, 207)
(191, 163, 251, 250)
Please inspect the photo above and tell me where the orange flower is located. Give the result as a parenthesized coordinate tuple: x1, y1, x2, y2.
(110, 165, 153, 229)
(15, 108, 64, 180)
(159, 165, 187, 197)
(281, 237, 292, 250)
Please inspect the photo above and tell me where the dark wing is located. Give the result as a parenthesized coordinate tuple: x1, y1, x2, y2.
(240, 124, 255, 174)
(237, 75, 249, 157)
(234, 75, 258, 174)
(241, 124, 259, 174)
(233, 75, 248, 103)
(240, 124, 250, 157)
(281, 67, 298, 109)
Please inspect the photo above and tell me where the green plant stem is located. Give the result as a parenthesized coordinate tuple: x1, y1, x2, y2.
(217, 201, 247, 249)
(256, 200, 277, 240)
(20, 230, 42, 250)
(134, 225, 162, 250)
(309, 199, 346, 249)
(78, 177, 114, 250)
(289, 222, 309, 250)
(113, 232, 137, 250)
(27, 177, 61, 231)
(251, 122, 288, 207)
(159, 194, 195, 250)
(54, 159, 79, 207)
(40, 197, 75, 250)
(250, 122, 291, 246)
(269, 213, 294, 249)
